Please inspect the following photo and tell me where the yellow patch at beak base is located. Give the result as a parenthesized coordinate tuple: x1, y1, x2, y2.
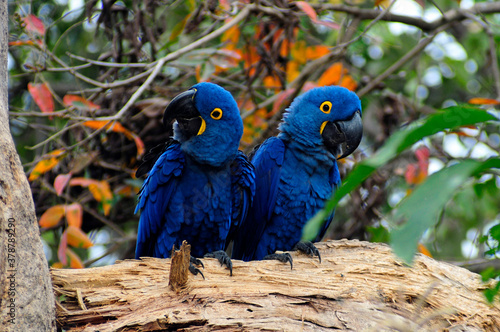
(320, 121, 328, 135)
(197, 117, 206, 135)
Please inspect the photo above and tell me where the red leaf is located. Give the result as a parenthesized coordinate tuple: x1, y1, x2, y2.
(58, 230, 68, 265)
(23, 14, 45, 36)
(296, 1, 317, 21)
(315, 20, 340, 30)
(272, 88, 296, 116)
(415, 146, 430, 176)
(54, 173, 72, 196)
(405, 164, 418, 185)
(63, 95, 100, 111)
(28, 82, 54, 114)
(69, 177, 99, 187)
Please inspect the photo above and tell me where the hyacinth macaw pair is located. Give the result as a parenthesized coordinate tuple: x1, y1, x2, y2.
(134, 82, 362, 275)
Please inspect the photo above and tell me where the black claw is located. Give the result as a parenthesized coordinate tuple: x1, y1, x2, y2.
(204, 250, 233, 276)
(190, 256, 204, 269)
(263, 253, 293, 270)
(189, 264, 205, 279)
(293, 241, 321, 263)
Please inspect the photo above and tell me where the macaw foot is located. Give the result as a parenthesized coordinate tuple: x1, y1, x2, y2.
(204, 250, 233, 276)
(293, 241, 321, 263)
(263, 252, 293, 270)
(189, 256, 205, 279)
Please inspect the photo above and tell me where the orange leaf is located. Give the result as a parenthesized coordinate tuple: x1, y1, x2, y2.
(317, 63, 343, 87)
(468, 98, 500, 105)
(70, 178, 113, 215)
(291, 40, 307, 64)
(28, 82, 54, 114)
(418, 243, 433, 258)
(52, 262, 64, 268)
(63, 95, 100, 111)
(9, 40, 35, 46)
(263, 75, 281, 89)
(375, 0, 391, 8)
(339, 75, 358, 91)
(29, 149, 65, 181)
(66, 248, 85, 269)
(23, 14, 45, 36)
(286, 61, 300, 83)
(221, 25, 240, 45)
(306, 45, 330, 60)
(88, 181, 113, 216)
(130, 133, 146, 159)
(65, 203, 83, 228)
(39, 205, 65, 228)
(296, 1, 317, 21)
(82, 121, 144, 158)
(66, 225, 93, 248)
(54, 173, 72, 196)
(58, 230, 68, 265)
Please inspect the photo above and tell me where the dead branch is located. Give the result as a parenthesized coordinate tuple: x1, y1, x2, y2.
(52, 240, 500, 332)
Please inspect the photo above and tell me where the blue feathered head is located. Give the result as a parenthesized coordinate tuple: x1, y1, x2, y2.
(279, 85, 362, 159)
(163, 82, 243, 166)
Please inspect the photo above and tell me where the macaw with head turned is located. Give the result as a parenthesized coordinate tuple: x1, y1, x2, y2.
(135, 82, 255, 276)
(232, 85, 362, 266)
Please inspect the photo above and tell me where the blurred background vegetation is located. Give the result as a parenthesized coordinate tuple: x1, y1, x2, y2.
(7, 0, 500, 298)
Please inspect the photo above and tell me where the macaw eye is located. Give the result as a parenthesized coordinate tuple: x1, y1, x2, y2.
(320, 101, 332, 114)
(210, 108, 223, 120)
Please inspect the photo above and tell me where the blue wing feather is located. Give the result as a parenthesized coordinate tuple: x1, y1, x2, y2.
(232, 137, 285, 261)
(135, 143, 184, 258)
(313, 163, 341, 242)
(226, 151, 255, 249)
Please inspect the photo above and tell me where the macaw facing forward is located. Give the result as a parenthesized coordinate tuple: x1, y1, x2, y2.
(135, 82, 255, 276)
(232, 85, 362, 266)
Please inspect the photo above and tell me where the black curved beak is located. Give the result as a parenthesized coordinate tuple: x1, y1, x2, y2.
(321, 111, 362, 159)
(162, 88, 204, 138)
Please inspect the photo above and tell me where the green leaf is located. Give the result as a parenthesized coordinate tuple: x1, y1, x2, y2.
(169, 14, 190, 43)
(367, 225, 390, 243)
(390, 158, 500, 264)
(488, 223, 500, 241)
(302, 106, 497, 241)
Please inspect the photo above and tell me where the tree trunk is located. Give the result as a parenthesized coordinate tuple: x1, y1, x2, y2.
(52, 240, 500, 332)
(0, 4, 56, 330)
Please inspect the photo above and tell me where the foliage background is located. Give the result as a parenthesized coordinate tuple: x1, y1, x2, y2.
(7, 0, 500, 295)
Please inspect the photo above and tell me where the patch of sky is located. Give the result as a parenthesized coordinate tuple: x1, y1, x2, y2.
(62, 0, 84, 22)
(422, 66, 442, 87)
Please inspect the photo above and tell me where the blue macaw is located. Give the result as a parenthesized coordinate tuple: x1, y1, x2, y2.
(232, 85, 362, 266)
(135, 82, 255, 276)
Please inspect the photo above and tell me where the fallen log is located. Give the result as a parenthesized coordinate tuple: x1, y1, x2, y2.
(52, 239, 500, 331)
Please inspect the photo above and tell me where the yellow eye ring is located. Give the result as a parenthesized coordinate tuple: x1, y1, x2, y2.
(320, 101, 332, 114)
(210, 108, 223, 120)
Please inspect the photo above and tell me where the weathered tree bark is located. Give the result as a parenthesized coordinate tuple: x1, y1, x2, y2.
(52, 240, 500, 331)
(0, 3, 56, 330)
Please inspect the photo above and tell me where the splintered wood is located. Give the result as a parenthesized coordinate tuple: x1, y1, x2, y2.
(51, 240, 500, 331)
(168, 241, 191, 291)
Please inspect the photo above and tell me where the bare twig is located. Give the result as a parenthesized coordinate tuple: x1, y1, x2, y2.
(318, 1, 500, 32)
(97, 3, 257, 122)
(357, 23, 452, 97)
